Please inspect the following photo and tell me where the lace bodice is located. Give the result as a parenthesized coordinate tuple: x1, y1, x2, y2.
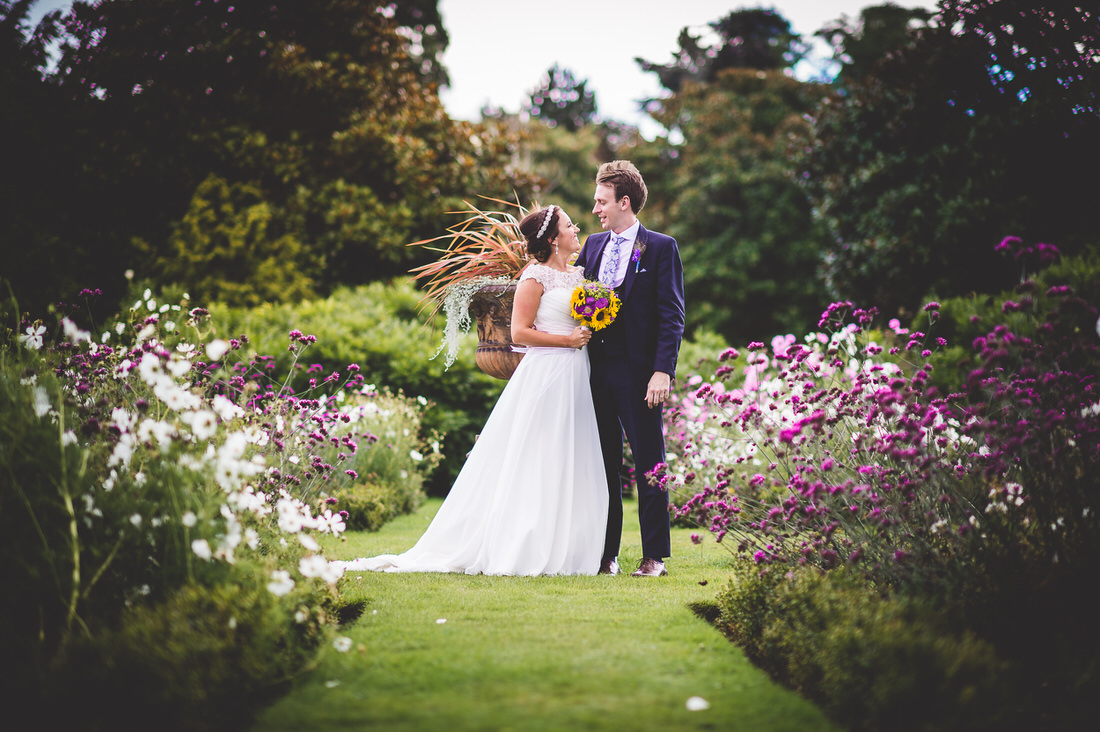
(518, 264, 585, 336)
(519, 263, 585, 293)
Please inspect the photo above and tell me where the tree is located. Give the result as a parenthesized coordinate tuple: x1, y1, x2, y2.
(637, 8, 808, 94)
(629, 8, 828, 344)
(802, 0, 1100, 316)
(526, 64, 598, 132)
(642, 69, 830, 344)
(2, 0, 536, 312)
(816, 3, 934, 86)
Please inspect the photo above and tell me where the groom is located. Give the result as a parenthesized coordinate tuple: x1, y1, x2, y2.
(576, 160, 685, 577)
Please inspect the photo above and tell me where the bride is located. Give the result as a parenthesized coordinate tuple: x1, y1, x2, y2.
(336, 205, 609, 575)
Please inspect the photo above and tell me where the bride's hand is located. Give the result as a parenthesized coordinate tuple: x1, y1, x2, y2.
(566, 326, 592, 349)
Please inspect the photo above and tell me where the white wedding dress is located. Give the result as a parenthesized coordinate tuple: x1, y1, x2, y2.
(336, 264, 608, 576)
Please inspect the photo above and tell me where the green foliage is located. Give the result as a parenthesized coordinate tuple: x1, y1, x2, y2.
(0, 285, 439, 724)
(526, 64, 598, 132)
(324, 390, 437, 531)
(643, 68, 831, 343)
(816, 3, 934, 87)
(50, 577, 335, 732)
(920, 246, 1100, 397)
(2, 0, 538, 318)
(144, 174, 317, 308)
(674, 328, 730, 383)
(717, 563, 1015, 732)
(525, 122, 607, 223)
(802, 1, 1100, 316)
(637, 8, 808, 93)
(209, 279, 505, 494)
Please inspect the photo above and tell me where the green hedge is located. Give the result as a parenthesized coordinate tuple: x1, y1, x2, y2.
(716, 562, 1016, 732)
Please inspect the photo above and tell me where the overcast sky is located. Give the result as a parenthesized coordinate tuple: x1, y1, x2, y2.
(28, 1, 940, 137)
(438, 1, 938, 136)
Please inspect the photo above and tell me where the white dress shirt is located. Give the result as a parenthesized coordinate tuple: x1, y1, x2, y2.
(599, 220, 640, 289)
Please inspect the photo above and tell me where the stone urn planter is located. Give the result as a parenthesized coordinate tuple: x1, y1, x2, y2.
(467, 282, 524, 380)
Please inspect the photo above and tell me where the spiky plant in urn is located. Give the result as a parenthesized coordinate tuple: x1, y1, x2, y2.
(409, 198, 534, 379)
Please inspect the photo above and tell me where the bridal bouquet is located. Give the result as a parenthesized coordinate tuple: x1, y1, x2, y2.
(570, 280, 621, 331)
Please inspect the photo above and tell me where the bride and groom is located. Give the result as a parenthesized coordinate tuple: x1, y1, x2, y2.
(337, 160, 686, 577)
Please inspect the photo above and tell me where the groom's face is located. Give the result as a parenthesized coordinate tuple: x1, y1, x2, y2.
(592, 183, 631, 234)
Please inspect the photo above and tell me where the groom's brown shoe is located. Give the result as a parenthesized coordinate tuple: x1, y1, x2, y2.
(631, 558, 667, 577)
(598, 557, 620, 575)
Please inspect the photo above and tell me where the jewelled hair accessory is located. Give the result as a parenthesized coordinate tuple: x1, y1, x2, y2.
(536, 205, 556, 239)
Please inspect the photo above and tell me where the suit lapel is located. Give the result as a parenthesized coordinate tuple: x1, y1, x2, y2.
(582, 232, 610, 281)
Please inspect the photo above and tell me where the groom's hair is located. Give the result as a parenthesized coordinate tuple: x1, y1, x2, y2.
(596, 160, 647, 215)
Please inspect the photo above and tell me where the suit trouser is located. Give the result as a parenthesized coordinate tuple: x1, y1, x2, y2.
(590, 354, 671, 560)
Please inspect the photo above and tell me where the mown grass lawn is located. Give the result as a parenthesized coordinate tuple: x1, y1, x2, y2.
(250, 498, 838, 731)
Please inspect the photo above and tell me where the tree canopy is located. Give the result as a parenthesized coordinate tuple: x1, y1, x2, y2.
(526, 64, 598, 132)
(1, 0, 535, 313)
(803, 0, 1100, 315)
(637, 8, 808, 94)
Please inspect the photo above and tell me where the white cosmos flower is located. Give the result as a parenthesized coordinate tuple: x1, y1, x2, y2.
(108, 435, 135, 467)
(192, 538, 213, 560)
(182, 511, 198, 527)
(167, 356, 191, 379)
(206, 339, 230, 361)
(319, 509, 346, 535)
(277, 499, 304, 533)
(267, 570, 295, 597)
(333, 636, 353, 653)
(299, 533, 321, 551)
(186, 410, 218, 440)
(298, 554, 328, 578)
(61, 317, 91, 344)
(212, 394, 244, 421)
(20, 324, 47, 350)
(295, 608, 309, 623)
(685, 697, 710, 711)
(221, 432, 248, 460)
(298, 555, 344, 584)
(32, 386, 51, 417)
(138, 353, 162, 384)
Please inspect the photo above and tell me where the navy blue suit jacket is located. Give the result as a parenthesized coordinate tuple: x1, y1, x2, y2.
(575, 224, 685, 381)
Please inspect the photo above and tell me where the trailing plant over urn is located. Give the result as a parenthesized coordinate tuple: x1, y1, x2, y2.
(407, 197, 533, 370)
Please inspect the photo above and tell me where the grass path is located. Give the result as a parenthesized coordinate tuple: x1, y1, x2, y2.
(251, 499, 839, 731)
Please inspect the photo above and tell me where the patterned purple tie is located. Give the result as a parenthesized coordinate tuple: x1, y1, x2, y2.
(599, 235, 627, 286)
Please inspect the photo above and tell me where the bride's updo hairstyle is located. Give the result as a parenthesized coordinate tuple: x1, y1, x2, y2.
(519, 205, 560, 263)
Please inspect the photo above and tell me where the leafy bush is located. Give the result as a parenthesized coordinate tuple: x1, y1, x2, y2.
(668, 238, 1100, 727)
(0, 284, 435, 725)
(716, 563, 1014, 732)
(210, 279, 503, 494)
(51, 578, 335, 732)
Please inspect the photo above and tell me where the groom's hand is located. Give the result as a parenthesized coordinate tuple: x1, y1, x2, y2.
(645, 371, 671, 409)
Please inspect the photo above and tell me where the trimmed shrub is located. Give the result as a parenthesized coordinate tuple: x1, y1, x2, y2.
(49, 577, 336, 732)
(717, 563, 1015, 732)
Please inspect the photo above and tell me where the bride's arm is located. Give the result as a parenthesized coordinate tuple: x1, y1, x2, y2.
(511, 279, 591, 349)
